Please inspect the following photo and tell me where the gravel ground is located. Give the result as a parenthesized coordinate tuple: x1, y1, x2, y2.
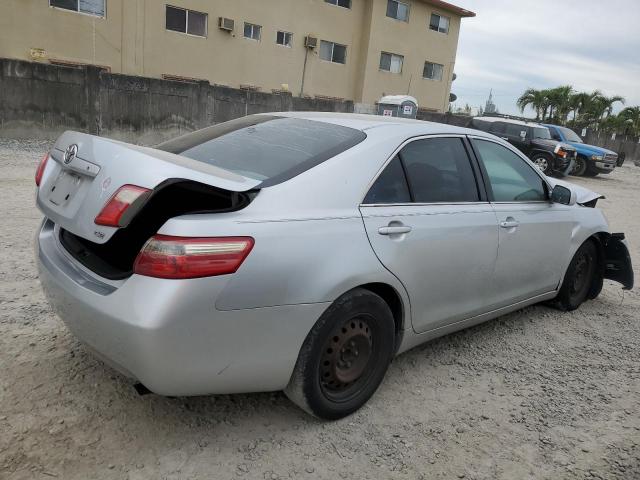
(1, 137, 639, 480)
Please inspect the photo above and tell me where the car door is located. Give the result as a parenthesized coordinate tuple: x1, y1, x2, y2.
(504, 123, 531, 156)
(470, 137, 574, 308)
(360, 136, 499, 334)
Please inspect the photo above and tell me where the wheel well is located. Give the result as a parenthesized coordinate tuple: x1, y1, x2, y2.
(530, 150, 552, 159)
(357, 283, 405, 350)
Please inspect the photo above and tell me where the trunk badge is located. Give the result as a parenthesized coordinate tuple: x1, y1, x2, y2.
(63, 144, 78, 164)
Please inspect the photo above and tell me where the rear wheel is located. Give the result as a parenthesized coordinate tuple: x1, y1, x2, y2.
(284, 288, 395, 420)
(531, 153, 553, 175)
(571, 156, 587, 176)
(552, 241, 597, 311)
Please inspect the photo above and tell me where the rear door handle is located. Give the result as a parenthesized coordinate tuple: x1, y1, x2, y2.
(500, 220, 520, 229)
(378, 226, 412, 235)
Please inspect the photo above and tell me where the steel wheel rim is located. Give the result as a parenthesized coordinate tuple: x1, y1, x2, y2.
(534, 157, 548, 172)
(320, 315, 374, 400)
(571, 251, 591, 295)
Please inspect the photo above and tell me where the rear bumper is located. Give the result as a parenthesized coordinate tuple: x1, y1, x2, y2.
(36, 219, 327, 396)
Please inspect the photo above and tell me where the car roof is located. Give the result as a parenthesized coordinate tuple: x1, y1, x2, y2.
(474, 116, 547, 128)
(261, 111, 494, 138)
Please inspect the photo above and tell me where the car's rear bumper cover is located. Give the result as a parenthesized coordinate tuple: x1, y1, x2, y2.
(36, 219, 328, 396)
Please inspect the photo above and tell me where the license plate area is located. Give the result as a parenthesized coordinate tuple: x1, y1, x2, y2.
(48, 170, 83, 207)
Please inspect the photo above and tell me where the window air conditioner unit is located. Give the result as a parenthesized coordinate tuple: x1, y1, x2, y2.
(304, 36, 318, 49)
(218, 17, 234, 31)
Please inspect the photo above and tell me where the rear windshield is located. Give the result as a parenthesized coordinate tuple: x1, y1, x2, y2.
(157, 115, 367, 187)
(558, 126, 583, 143)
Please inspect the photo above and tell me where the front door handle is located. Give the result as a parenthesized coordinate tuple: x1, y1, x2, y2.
(378, 225, 412, 235)
(500, 219, 520, 229)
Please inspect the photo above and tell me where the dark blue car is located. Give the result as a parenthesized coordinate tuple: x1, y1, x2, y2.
(543, 124, 618, 176)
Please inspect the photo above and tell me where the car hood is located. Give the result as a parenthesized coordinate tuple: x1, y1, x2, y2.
(568, 142, 616, 156)
(547, 177, 604, 205)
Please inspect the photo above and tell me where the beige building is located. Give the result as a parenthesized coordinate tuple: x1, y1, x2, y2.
(0, 0, 474, 112)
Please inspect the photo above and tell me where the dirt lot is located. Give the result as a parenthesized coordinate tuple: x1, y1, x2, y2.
(0, 137, 638, 480)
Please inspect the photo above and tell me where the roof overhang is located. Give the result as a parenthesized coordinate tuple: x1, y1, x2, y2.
(422, 0, 476, 18)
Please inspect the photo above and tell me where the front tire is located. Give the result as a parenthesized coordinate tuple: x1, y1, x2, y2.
(284, 288, 395, 420)
(531, 153, 553, 175)
(552, 240, 597, 311)
(571, 156, 587, 176)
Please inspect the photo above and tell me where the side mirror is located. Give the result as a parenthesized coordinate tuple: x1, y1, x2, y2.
(551, 185, 576, 206)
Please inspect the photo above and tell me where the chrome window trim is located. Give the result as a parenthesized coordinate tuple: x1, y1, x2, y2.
(359, 133, 484, 207)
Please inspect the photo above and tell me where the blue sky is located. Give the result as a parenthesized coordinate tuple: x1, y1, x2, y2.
(450, 0, 640, 116)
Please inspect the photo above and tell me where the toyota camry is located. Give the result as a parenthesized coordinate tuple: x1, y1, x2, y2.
(35, 112, 633, 419)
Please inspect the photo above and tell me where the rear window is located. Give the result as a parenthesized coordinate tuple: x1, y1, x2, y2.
(157, 115, 367, 187)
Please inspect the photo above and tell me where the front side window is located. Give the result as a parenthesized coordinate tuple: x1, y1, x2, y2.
(557, 126, 583, 143)
(276, 31, 293, 47)
(325, 0, 352, 8)
(532, 127, 551, 139)
(319, 41, 347, 64)
(473, 140, 547, 202)
(379, 52, 404, 73)
(386, 0, 410, 21)
(166, 6, 207, 37)
(429, 13, 450, 33)
(364, 156, 411, 204)
(50, 0, 105, 17)
(423, 61, 444, 81)
(244, 22, 262, 40)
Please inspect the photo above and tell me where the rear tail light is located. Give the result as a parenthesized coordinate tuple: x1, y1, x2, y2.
(35, 153, 49, 186)
(94, 184, 151, 227)
(133, 235, 255, 279)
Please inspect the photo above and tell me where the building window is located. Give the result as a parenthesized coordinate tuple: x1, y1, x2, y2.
(243, 22, 262, 41)
(429, 13, 450, 33)
(276, 31, 293, 47)
(386, 0, 409, 22)
(166, 5, 207, 37)
(423, 61, 444, 81)
(325, 0, 352, 8)
(319, 41, 347, 64)
(379, 52, 404, 73)
(49, 0, 105, 17)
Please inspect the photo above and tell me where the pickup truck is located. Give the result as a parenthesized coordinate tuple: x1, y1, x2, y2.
(470, 117, 576, 176)
(543, 124, 618, 176)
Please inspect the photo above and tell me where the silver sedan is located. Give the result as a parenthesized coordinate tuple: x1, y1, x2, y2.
(35, 112, 633, 419)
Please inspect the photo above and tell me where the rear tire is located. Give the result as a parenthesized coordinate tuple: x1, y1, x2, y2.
(552, 241, 597, 311)
(531, 153, 553, 175)
(284, 288, 395, 420)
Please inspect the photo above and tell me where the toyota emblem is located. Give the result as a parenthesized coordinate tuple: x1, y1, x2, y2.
(63, 144, 78, 164)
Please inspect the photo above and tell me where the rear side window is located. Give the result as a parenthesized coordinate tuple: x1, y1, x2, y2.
(157, 116, 366, 187)
(363, 156, 411, 204)
(473, 139, 546, 202)
(488, 122, 506, 134)
(399, 138, 479, 203)
(504, 123, 527, 138)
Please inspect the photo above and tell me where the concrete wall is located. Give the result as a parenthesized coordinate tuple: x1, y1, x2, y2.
(0, 0, 471, 111)
(0, 58, 353, 144)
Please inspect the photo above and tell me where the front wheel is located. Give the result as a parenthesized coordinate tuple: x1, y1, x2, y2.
(571, 156, 587, 176)
(552, 240, 597, 311)
(284, 288, 395, 420)
(531, 153, 553, 175)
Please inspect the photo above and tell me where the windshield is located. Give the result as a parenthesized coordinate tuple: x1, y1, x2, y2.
(157, 115, 367, 187)
(558, 126, 583, 143)
(532, 127, 551, 140)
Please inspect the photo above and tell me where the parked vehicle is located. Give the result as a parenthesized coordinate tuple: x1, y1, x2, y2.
(543, 124, 618, 176)
(35, 113, 633, 420)
(470, 117, 576, 176)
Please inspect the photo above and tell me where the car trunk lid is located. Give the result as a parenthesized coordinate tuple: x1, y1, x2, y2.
(37, 131, 260, 244)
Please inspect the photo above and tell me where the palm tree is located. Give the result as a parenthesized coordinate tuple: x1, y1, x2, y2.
(517, 88, 547, 120)
(619, 106, 640, 135)
(545, 85, 574, 124)
(568, 92, 590, 124)
(588, 94, 625, 122)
